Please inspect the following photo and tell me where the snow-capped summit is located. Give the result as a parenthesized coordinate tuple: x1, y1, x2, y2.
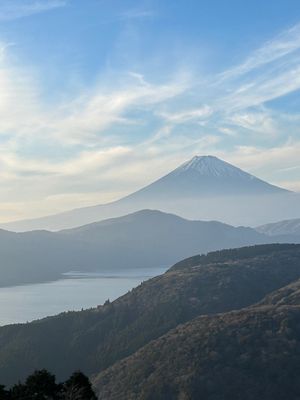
(175, 155, 254, 179)
(127, 155, 289, 200)
(0, 155, 292, 231)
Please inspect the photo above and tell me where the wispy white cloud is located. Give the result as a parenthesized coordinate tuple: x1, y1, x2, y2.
(218, 62, 300, 112)
(0, 45, 188, 148)
(119, 9, 155, 21)
(208, 22, 300, 119)
(218, 127, 237, 137)
(158, 105, 213, 124)
(219, 139, 300, 177)
(219, 23, 300, 81)
(0, 0, 67, 21)
(228, 110, 279, 136)
(1, 20, 300, 220)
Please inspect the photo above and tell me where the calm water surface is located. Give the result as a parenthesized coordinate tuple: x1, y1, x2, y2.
(0, 267, 166, 326)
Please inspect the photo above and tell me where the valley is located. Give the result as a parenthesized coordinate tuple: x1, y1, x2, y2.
(0, 244, 300, 392)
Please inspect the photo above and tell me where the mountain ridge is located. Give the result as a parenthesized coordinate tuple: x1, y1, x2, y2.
(0, 209, 279, 288)
(0, 244, 300, 389)
(0, 155, 293, 232)
(257, 217, 300, 236)
(93, 293, 300, 400)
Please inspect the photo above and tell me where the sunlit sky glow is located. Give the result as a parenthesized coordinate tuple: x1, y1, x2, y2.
(1, 0, 300, 222)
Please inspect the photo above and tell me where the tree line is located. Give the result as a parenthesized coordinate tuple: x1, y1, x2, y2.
(0, 369, 97, 399)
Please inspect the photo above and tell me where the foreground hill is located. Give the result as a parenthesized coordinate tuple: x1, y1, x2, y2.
(0, 244, 300, 387)
(1, 155, 296, 231)
(0, 210, 274, 287)
(94, 285, 300, 400)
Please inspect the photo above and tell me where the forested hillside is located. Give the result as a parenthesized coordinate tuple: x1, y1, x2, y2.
(94, 285, 300, 399)
(0, 244, 300, 389)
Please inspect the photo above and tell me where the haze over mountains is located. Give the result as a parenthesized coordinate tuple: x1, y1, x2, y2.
(0, 209, 284, 288)
(1, 156, 299, 397)
(257, 218, 300, 236)
(1, 156, 298, 231)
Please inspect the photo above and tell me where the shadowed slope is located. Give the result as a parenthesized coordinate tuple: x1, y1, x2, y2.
(94, 301, 300, 400)
(94, 250, 300, 400)
(0, 245, 300, 387)
(0, 209, 272, 287)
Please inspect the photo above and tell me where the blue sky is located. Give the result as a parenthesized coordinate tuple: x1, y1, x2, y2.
(0, 0, 300, 221)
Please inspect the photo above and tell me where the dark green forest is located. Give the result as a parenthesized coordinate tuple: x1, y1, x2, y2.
(95, 286, 300, 399)
(0, 370, 96, 400)
(1, 244, 300, 399)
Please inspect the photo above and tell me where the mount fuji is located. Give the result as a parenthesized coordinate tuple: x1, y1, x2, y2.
(123, 155, 288, 200)
(1, 155, 298, 231)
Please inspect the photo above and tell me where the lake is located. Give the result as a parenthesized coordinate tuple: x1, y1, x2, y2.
(0, 267, 166, 326)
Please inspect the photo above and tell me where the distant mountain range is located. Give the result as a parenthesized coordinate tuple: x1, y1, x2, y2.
(0, 209, 283, 287)
(1, 244, 300, 399)
(257, 218, 300, 236)
(1, 155, 298, 231)
(255, 218, 300, 246)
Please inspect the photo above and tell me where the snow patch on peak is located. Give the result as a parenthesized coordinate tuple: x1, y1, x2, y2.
(176, 155, 254, 179)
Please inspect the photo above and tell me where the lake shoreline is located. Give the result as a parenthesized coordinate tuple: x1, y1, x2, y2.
(0, 267, 167, 326)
